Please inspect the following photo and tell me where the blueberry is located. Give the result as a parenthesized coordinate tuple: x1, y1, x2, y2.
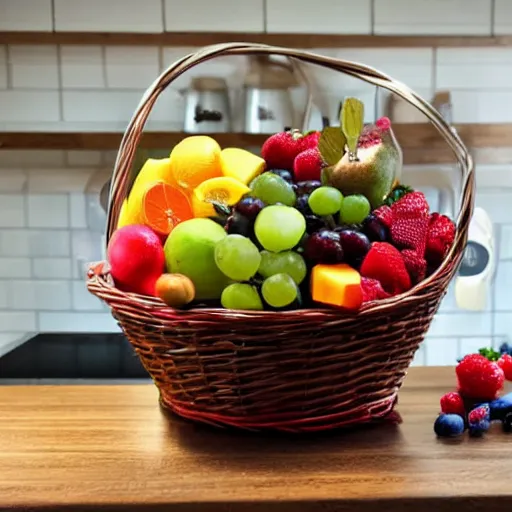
(489, 392, 512, 421)
(434, 413, 465, 438)
(503, 412, 512, 433)
(469, 420, 490, 437)
(500, 342, 512, 355)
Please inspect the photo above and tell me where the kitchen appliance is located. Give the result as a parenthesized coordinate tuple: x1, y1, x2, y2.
(243, 56, 300, 134)
(182, 77, 231, 133)
(454, 207, 495, 311)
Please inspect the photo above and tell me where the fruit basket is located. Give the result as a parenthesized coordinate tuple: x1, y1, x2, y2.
(87, 43, 474, 432)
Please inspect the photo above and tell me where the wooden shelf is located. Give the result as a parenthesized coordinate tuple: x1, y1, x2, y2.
(1, 31, 512, 48)
(1, 124, 509, 165)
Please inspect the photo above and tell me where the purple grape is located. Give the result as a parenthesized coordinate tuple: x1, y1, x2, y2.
(295, 194, 312, 215)
(235, 196, 265, 220)
(295, 180, 322, 196)
(362, 214, 389, 242)
(304, 230, 344, 264)
(339, 230, 370, 267)
(304, 214, 326, 234)
(225, 212, 251, 236)
(268, 169, 293, 183)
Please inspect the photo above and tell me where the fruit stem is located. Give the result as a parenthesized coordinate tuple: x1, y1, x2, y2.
(325, 215, 337, 230)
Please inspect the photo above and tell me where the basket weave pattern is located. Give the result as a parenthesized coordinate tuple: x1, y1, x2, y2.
(87, 43, 474, 432)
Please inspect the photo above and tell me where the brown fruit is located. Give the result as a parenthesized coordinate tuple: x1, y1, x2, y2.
(155, 273, 195, 308)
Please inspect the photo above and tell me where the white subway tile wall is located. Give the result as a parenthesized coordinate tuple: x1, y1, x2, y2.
(0, 1, 511, 361)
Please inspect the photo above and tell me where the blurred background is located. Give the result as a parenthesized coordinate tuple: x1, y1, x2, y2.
(0, 0, 511, 380)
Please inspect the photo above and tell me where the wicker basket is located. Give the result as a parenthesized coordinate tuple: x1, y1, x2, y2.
(87, 43, 474, 432)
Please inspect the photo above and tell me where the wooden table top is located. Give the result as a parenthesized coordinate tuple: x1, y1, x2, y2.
(0, 367, 510, 512)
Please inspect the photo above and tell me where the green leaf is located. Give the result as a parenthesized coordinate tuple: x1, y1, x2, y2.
(341, 97, 365, 155)
(321, 166, 333, 186)
(478, 347, 501, 362)
(318, 127, 346, 166)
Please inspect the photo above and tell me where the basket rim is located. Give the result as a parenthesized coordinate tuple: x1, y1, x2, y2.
(87, 257, 455, 319)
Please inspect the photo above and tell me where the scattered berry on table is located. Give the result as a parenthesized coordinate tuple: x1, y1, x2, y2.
(503, 412, 512, 433)
(261, 130, 306, 170)
(304, 230, 344, 264)
(338, 230, 371, 268)
(440, 392, 465, 417)
(434, 413, 465, 438)
(234, 196, 265, 220)
(362, 214, 389, 242)
(267, 169, 293, 183)
(456, 354, 505, 401)
(401, 249, 427, 284)
(498, 354, 512, 381)
(361, 277, 390, 303)
(293, 148, 323, 182)
(490, 392, 512, 421)
(389, 191, 430, 254)
(425, 213, 456, 266)
(360, 242, 411, 296)
(468, 404, 491, 437)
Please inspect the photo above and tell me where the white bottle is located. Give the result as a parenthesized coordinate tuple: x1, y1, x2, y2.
(454, 207, 495, 311)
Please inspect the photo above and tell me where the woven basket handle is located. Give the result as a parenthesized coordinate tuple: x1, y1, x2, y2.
(106, 42, 474, 247)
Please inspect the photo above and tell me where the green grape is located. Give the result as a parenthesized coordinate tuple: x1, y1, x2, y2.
(221, 283, 263, 310)
(308, 186, 344, 216)
(254, 205, 306, 252)
(250, 173, 296, 206)
(261, 273, 299, 308)
(214, 234, 261, 281)
(259, 250, 307, 285)
(339, 194, 371, 224)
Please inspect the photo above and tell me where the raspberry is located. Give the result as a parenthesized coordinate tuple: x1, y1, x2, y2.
(456, 354, 505, 400)
(468, 404, 491, 437)
(440, 392, 465, 417)
(498, 354, 512, 381)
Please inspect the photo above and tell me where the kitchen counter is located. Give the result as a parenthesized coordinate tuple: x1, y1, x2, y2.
(0, 366, 510, 512)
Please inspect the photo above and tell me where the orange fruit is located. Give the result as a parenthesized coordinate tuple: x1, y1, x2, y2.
(169, 136, 222, 190)
(142, 182, 193, 236)
(192, 177, 250, 218)
(155, 273, 195, 308)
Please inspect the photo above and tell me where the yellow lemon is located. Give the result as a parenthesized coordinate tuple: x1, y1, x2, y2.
(192, 177, 250, 218)
(220, 147, 266, 185)
(116, 199, 132, 229)
(170, 136, 222, 190)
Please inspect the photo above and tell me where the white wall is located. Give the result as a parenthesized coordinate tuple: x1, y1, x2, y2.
(1, 0, 512, 365)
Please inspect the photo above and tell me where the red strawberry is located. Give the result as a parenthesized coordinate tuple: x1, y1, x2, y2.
(301, 130, 321, 150)
(498, 354, 512, 381)
(425, 213, 456, 266)
(390, 191, 430, 255)
(440, 392, 465, 417)
(293, 148, 323, 181)
(360, 242, 411, 296)
(373, 205, 393, 228)
(261, 130, 305, 170)
(456, 354, 505, 400)
(361, 277, 391, 302)
(401, 249, 427, 284)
